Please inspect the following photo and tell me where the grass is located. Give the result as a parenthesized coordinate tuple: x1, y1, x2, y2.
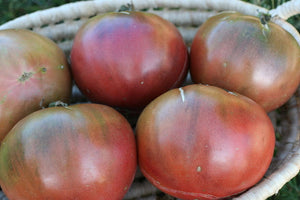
(269, 176, 300, 200)
(0, 0, 81, 25)
(0, 0, 299, 199)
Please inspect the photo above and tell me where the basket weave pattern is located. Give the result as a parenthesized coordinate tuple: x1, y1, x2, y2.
(0, 0, 299, 199)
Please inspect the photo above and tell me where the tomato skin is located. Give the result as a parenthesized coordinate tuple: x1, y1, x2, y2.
(70, 11, 188, 110)
(0, 29, 72, 142)
(0, 103, 137, 200)
(136, 84, 275, 200)
(190, 12, 300, 112)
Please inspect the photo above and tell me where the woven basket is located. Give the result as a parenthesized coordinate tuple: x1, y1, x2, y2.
(0, 0, 299, 199)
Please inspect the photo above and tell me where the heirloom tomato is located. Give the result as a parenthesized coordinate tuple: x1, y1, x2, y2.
(190, 12, 300, 112)
(0, 29, 72, 142)
(70, 11, 188, 110)
(0, 103, 137, 200)
(136, 84, 275, 200)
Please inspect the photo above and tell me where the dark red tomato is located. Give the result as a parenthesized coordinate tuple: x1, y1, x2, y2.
(0, 103, 137, 200)
(190, 12, 300, 112)
(70, 11, 188, 110)
(0, 29, 72, 142)
(136, 84, 275, 200)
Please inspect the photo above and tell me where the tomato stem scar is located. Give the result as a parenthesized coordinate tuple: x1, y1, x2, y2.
(18, 72, 33, 82)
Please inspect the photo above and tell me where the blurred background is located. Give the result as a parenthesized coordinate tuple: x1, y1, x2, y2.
(0, 0, 299, 199)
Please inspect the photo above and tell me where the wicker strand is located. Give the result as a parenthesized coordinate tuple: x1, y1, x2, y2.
(235, 155, 300, 200)
(268, 0, 300, 46)
(269, 0, 300, 20)
(172, 0, 268, 16)
(271, 17, 300, 45)
(0, 0, 268, 30)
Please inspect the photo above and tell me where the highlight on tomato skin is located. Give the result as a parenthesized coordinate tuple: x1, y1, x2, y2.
(190, 11, 300, 112)
(70, 11, 188, 110)
(0, 103, 137, 200)
(136, 84, 275, 200)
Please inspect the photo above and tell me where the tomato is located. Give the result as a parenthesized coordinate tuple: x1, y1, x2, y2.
(190, 12, 300, 112)
(70, 11, 188, 110)
(0, 29, 72, 142)
(136, 84, 275, 200)
(0, 103, 137, 200)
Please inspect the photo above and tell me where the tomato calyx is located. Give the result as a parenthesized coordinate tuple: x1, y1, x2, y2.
(258, 12, 271, 25)
(257, 12, 272, 37)
(118, 3, 135, 13)
(48, 101, 70, 109)
(258, 11, 272, 33)
(18, 67, 48, 83)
